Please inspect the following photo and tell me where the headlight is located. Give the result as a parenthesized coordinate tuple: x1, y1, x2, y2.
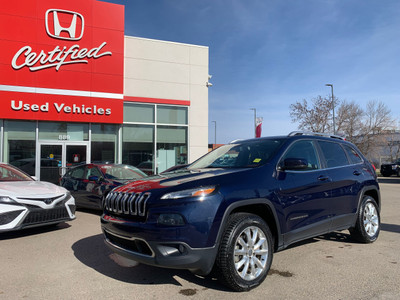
(0, 196, 17, 204)
(161, 186, 217, 200)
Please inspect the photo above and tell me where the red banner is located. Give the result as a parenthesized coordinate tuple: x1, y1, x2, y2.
(0, 0, 125, 123)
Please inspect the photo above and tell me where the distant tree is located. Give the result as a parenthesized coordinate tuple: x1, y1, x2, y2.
(289, 96, 339, 133)
(355, 101, 394, 156)
(289, 97, 395, 159)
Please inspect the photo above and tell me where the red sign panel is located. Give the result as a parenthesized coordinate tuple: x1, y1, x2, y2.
(0, 0, 124, 123)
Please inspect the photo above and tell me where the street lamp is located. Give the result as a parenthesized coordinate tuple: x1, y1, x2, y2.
(250, 108, 256, 138)
(325, 84, 336, 135)
(211, 121, 217, 148)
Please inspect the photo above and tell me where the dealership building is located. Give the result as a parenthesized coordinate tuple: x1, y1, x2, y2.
(0, 0, 209, 183)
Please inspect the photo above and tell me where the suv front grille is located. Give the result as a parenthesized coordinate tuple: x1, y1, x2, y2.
(105, 192, 150, 216)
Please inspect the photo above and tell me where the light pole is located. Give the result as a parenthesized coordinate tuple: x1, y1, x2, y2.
(250, 108, 256, 138)
(325, 84, 336, 135)
(211, 121, 216, 148)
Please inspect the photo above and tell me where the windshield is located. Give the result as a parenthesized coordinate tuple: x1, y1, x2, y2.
(101, 165, 147, 180)
(0, 164, 33, 182)
(189, 139, 285, 169)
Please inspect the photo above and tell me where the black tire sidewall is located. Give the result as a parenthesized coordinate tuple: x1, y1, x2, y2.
(220, 214, 273, 291)
(356, 196, 380, 243)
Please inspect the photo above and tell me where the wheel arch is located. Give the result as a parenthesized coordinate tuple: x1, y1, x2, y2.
(360, 186, 381, 211)
(216, 199, 282, 252)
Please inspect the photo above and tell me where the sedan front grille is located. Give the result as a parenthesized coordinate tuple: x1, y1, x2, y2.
(22, 207, 70, 225)
(105, 192, 150, 216)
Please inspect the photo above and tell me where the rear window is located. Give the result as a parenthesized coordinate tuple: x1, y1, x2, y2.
(318, 141, 349, 168)
(342, 144, 363, 165)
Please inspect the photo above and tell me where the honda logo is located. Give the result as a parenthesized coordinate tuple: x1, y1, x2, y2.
(45, 9, 84, 41)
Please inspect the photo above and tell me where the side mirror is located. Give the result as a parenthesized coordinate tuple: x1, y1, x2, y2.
(280, 158, 308, 171)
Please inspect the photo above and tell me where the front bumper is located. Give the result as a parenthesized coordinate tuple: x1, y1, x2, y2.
(101, 215, 218, 275)
(0, 195, 76, 232)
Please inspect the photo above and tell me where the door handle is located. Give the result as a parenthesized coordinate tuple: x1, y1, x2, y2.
(353, 170, 361, 176)
(317, 175, 330, 181)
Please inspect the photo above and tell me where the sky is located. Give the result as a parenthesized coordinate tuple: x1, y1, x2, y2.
(105, 0, 400, 144)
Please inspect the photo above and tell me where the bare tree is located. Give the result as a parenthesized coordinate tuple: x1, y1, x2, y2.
(289, 96, 338, 133)
(290, 98, 395, 159)
(355, 101, 395, 156)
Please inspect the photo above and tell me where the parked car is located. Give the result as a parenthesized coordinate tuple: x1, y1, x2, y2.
(380, 159, 400, 177)
(160, 164, 188, 174)
(101, 132, 380, 291)
(60, 163, 147, 210)
(0, 163, 75, 232)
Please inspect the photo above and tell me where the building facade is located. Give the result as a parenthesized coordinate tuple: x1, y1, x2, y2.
(0, 0, 209, 183)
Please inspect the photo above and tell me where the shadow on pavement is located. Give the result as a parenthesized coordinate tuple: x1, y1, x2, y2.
(381, 223, 400, 234)
(378, 177, 400, 184)
(0, 222, 71, 240)
(71, 234, 229, 292)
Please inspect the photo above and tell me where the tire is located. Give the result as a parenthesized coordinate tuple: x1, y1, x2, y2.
(350, 196, 380, 243)
(214, 213, 273, 291)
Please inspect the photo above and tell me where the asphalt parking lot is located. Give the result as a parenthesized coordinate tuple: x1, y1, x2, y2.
(1, 178, 400, 300)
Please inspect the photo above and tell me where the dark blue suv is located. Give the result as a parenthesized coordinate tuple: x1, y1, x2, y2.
(101, 132, 380, 291)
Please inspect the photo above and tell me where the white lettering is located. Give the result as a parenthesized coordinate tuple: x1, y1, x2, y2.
(11, 100, 23, 110)
(41, 103, 49, 112)
(11, 42, 112, 72)
(54, 103, 64, 112)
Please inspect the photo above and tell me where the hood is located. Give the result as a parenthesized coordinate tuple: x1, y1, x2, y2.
(113, 168, 253, 194)
(0, 181, 67, 199)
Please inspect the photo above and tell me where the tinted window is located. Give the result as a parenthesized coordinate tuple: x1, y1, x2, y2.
(343, 145, 363, 164)
(69, 166, 85, 179)
(189, 139, 284, 169)
(280, 140, 320, 171)
(318, 141, 349, 168)
(85, 166, 103, 179)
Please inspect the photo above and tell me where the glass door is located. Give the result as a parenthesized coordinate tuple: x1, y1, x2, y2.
(40, 144, 62, 184)
(38, 142, 88, 183)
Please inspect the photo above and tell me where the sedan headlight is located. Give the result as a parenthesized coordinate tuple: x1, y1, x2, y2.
(161, 186, 217, 200)
(0, 196, 17, 204)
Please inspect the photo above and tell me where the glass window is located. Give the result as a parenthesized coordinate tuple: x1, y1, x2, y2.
(91, 124, 118, 163)
(190, 139, 284, 169)
(343, 144, 363, 165)
(69, 165, 85, 179)
(157, 126, 187, 173)
(122, 125, 154, 175)
(280, 140, 320, 171)
(123, 103, 154, 123)
(39, 122, 88, 141)
(4, 120, 36, 176)
(157, 106, 188, 125)
(318, 141, 349, 168)
(85, 166, 103, 179)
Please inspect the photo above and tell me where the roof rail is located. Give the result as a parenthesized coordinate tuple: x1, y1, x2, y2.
(288, 131, 345, 140)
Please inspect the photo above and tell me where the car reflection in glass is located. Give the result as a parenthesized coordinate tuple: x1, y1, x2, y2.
(60, 163, 147, 210)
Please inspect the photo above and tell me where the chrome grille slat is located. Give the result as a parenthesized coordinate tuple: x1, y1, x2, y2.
(105, 191, 150, 216)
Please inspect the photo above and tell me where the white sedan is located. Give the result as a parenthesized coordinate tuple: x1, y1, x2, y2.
(0, 163, 75, 232)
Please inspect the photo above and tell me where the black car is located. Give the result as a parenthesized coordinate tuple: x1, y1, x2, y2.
(380, 159, 400, 177)
(101, 132, 380, 291)
(60, 163, 147, 210)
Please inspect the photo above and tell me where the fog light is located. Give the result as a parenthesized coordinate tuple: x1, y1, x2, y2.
(157, 214, 185, 226)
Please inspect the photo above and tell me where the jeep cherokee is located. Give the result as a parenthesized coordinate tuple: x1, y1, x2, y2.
(101, 132, 380, 291)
